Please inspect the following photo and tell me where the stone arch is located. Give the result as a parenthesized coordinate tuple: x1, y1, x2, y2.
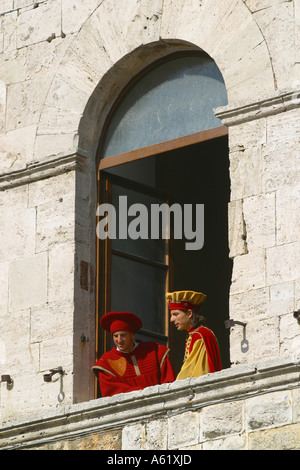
(34, 0, 275, 163)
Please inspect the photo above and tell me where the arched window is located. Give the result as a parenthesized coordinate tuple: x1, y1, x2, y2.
(95, 52, 232, 391)
(101, 54, 228, 158)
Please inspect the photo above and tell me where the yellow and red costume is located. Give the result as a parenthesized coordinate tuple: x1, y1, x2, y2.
(166, 290, 222, 380)
(92, 311, 176, 397)
(176, 326, 222, 380)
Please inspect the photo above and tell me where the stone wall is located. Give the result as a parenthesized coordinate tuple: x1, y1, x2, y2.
(1, 357, 300, 450)
(1, 0, 300, 448)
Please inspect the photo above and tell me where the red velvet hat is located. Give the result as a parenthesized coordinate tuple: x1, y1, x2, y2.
(100, 311, 142, 335)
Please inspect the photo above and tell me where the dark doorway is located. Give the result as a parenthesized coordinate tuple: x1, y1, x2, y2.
(155, 135, 232, 372)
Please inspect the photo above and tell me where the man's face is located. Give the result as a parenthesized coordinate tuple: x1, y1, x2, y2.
(170, 309, 192, 332)
(112, 330, 135, 352)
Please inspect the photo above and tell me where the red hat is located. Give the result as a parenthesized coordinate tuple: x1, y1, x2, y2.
(100, 311, 142, 335)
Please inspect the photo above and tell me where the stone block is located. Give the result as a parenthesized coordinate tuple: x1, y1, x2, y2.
(36, 196, 75, 252)
(1, 307, 35, 371)
(266, 242, 300, 285)
(17, 0, 61, 48)
(30, 301, 74, 344)
(266, 109, 300, 144)
(296, 0, 300, 46)
(6, 75, 52, 131)
(36, 429, 122, 450)
(34, 132, 77, 160)
(0, 48, 27, 85)
(0, 124, 36, 172)
(144, 419, 168, 450)
(62, 0, 106, 36)
(229, 146, 262, 201)
(48, 243, 75, 304)
(295, 278, 300, 309)
(228, 119, 266, 152)
(168, 411, 199, 449)
(140, 0, 163, 45)
(89, 3, 128, 64)
(243, 192, 275, 251)
(230, 251, 266, 295)
(1, 11, 17, 53)
(230, 287, 269, 322)
(0, 1, 14, 15)
(249, 424, 300, 450)
(0, 32, 4, 54)
(122, 423, 145, 450)
(262, 140, 300, 193)
(252, 2, 296, 90)
(200, 401, 243, 441)
(8, 252, 47, 311)
(0, 80, 6, 133)
(0, 365, 45, 422)
(0, 262, 9, 315)
(269, 282, 294, 317)
(28, 171, 75, 207)
(293, 388, 300, 424)
(91, 0, 162, 57)
(14, 0, 37, 8)
(25, 37, 74, 84)
(246, 391, 293, 431)
(37, 106, 82, 136)
(245, 0, 284, 12)
(222, 41, 275, 102)
(39, 335, 73, 372)
(279, 313, 300, 357)
(44, 75, 88, 115)
(0, 184, 28, 208)
(215, 10, 267, 70)
(228, 199, 248, 258)
(276, 185, 300, 245)
(230, 317, 279, 364)
(203, 434, 247, 450)
(0, 338, 6, 366)
(56, 33, 111, 97)
(0, 205, 36, 262)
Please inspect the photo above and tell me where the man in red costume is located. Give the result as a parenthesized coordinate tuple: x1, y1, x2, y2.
(92, 311, 176, 397)
(166, 290, 222, 380)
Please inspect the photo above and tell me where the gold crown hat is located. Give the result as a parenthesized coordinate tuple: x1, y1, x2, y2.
(166, 290, 207, 310)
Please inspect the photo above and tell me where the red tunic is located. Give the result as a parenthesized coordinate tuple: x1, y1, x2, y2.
(92, 340, 176, 397)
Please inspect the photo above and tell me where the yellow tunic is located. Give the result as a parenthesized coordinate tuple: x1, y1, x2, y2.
(176, 336, 209, 380)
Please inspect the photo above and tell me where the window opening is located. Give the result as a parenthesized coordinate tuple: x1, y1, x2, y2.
(95, 53, 231, 395)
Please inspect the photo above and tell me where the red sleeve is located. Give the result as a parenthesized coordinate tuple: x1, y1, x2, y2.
(190, 328, 222, 373)
(158, 345, 176, 384)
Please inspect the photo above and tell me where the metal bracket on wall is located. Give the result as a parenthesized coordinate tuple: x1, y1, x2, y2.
(224, 319, 249, 353)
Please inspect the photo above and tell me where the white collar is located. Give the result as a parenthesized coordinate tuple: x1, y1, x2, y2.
(116, 340, 138, 354)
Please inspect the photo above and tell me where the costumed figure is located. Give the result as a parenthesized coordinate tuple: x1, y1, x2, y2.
(92, 311, 176, 397)
(166, 290, 222, 380)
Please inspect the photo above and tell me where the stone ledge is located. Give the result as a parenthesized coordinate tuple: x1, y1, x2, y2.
(1, 356, 299, 450)
(215, 88, 300, 126)
(0, 152, 87, 190)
